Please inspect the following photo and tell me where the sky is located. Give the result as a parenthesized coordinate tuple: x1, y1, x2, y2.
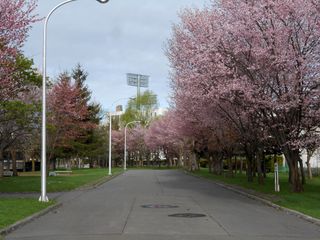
(23, 0, 208, 111)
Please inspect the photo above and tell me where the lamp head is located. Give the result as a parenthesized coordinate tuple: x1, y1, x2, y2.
(96, 0, 109, 3)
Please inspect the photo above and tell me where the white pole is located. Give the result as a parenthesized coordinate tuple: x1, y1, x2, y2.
(274, 162, 280, 192)
(40, 0, 109, 202)
(40, 0, 77, 203)
(108, 113, 112, 175)
(124, 121, 140, 171)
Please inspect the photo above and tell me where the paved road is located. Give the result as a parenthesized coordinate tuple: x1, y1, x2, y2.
(6, 170, 320, 240)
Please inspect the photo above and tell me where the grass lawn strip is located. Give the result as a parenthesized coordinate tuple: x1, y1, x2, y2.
(0, 199, 55, 230)
(193, 168, 320, 220)
(0, 168, 123, 193)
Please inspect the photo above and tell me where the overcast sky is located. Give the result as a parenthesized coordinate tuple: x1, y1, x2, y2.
(23, 0, 208, 111)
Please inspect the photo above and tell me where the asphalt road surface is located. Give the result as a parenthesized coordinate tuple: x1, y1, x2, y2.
(6, 170, 320, 240)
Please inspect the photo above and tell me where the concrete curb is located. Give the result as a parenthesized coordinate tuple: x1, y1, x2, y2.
(0, 202, 62, 236)
(185, 171, 320, 227)
(76, 171, 124, 190)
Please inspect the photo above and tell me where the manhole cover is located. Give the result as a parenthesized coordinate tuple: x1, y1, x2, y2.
(141, 204, 179, 209)
(168, 213, 206, 218)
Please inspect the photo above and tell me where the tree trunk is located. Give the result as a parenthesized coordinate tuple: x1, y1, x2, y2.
(0, 149, 4, 177)
(298, 158, 306, 185)
(146, 151, 150, 167)
(184, 151, 191, 171)
(32, 158, 35, 172)
(306, 151, 313, 179)
(212, 155, 223, 175)
(191, 152, 199, 171)
(306, 161, 312, 180)
(178, 154, 183, 167)
(283, 147, 303, 192)
(246, 154, 254, 182)
(227, 157, 233, 177)
(263, 155, 267, 178)
(208, 156, 213, 173)
(11, 149, 18, 176)
(256, 149, 264, 185)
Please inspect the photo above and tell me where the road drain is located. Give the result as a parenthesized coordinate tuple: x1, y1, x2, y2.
(168, 213, 206, 218)
(141, 204, 179, 209)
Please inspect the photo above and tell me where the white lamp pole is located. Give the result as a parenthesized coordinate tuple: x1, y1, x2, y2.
(107, 98, 131, 175)
(124, 121, 140, 171)
(40, 0, 109, 202)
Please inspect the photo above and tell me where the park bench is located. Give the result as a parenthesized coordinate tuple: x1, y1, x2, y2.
(3, 171, 13, 177)
(54, 170, 73, 176)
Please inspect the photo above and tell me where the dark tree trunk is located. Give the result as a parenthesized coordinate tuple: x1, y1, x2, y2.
(184, 151, 191, 171)
(298, 158, 306, 185)
(227, 157, 233, 177)
(213, 156, 223, 175)
(283, 147, 303, 192)
(306, 149, 314, 179)
(246, 154, 254, 182)
(256, 149, 264, 185)
(0, 149, 4, 177)
(263, 155, 267, 178)
(11, 150, 18, 176)
(208, 156, 213, 173)
(146, 151, 150, 167)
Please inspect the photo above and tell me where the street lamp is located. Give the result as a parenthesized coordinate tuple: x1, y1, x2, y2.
(108, 110, 123, 175)
(40, 0, 110, 202)
(107, 97, 133, 176)
(124, 121, 140, 171)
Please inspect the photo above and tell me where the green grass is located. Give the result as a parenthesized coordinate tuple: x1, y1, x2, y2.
(0, 199, 54, 229)
(193, 168, 320, 219)
(0, 168, 122, 193)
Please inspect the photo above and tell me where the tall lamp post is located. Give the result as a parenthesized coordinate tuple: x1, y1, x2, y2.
(40, 0, 110, 202)
(107, 97, 133, 175)
(108, 111, 123, 175)
(124, 121, 140, 171)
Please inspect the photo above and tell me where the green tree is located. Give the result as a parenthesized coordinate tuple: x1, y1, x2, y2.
(71, 64, 102, 164)
(0, 55, 41, 176)
(121, 90, 158, 126)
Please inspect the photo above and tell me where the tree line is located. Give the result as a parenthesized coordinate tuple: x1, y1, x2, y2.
(161, 0, 320, 192)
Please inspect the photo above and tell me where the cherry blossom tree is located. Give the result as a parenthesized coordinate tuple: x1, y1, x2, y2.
(0, 0, 38, 102)
(145, 113, 182, 167)
(111, 129, 124, 166)
(126, 126, 147, 167)
(167, 0, 320, 192)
